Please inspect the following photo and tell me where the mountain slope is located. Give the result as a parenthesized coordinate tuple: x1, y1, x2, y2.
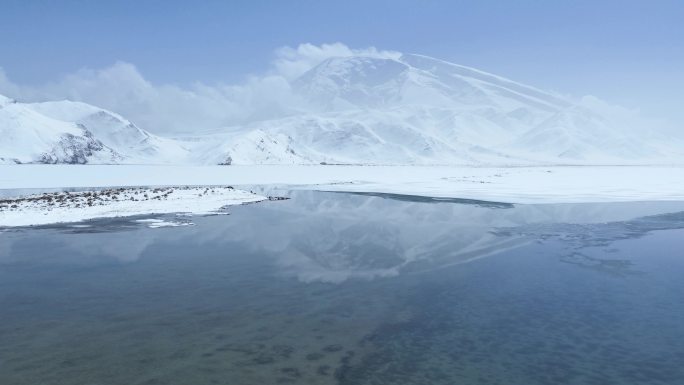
(0, 96, 121, 164)
(0, 97, 190, 164)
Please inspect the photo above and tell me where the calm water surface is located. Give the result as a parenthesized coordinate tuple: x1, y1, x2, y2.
(1, 191, 684, 385)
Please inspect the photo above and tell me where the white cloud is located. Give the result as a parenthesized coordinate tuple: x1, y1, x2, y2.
(0, 62, 246, 134)
(0, 43, 396, 134)
(272, 42, 401, 79)
(0, 68, 21, 98)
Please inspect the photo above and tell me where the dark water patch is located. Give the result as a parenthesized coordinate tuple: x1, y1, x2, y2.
(332, 190, 514, 208)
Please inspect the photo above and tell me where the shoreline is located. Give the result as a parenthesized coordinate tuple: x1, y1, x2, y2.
(1, 164, 683, 204)
(0, 186, 267, 228)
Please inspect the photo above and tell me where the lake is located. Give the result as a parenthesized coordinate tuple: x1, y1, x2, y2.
(1, 190, 684, 385)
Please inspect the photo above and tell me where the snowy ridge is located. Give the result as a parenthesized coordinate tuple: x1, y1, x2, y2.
(0, 98, 190, 164)
(0, 99, 121, 164)
(29, 100, 192, 163)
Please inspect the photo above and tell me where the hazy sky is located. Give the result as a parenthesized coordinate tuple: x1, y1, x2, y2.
(0, 0, 682, 129)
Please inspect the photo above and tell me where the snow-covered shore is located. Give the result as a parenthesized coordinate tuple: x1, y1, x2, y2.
(1, 164, 683, 204)
(0, 186, 267, 227)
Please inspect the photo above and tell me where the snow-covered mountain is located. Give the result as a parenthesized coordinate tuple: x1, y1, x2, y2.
(1, 53, 681, 165)
(0, 95, 118, 164)
(0, 96, 190, 164)
(29, 100, 190, 163)
(198, 54, 681, 165)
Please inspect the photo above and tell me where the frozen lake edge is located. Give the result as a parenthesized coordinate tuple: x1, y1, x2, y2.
(1, 164, 683, 205)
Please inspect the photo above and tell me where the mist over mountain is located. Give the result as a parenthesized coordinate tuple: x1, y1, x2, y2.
(1, 50, 681, 165)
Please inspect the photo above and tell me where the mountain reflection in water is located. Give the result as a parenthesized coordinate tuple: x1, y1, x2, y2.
(3, 190, 683, 282)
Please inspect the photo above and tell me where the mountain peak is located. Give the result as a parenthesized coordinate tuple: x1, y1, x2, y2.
(291, 52, 572, 114)
(292, 55, 410, 110)
(306, 55, 409, 87)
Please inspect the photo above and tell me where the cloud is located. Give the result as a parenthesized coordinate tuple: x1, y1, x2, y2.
(0, 43, 395, 134)
(0, 62, 284, 134)
(578, 95, 680, 138)
(0, 68, 22, 97)
(272, 42, 401, 79)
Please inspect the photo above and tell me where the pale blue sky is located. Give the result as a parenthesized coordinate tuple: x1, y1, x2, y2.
(0, 0, 682, 120)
